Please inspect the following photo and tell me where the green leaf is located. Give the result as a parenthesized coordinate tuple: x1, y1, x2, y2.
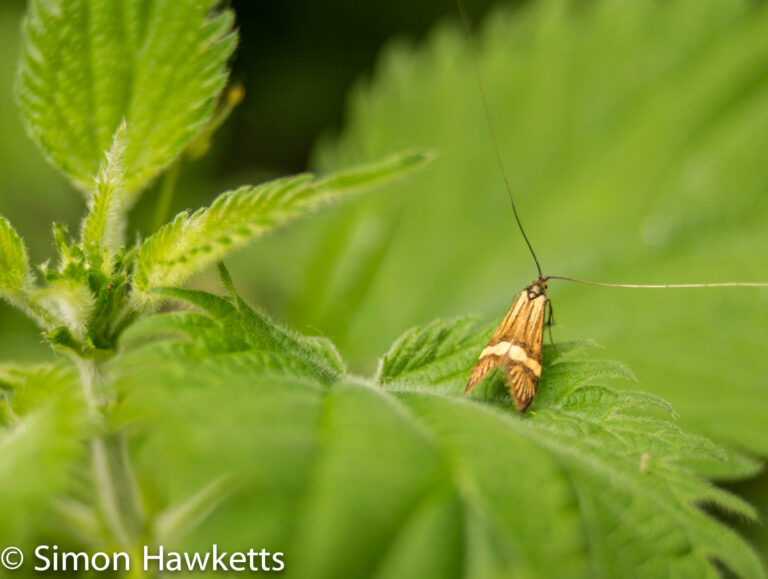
(376, 316, 493, 391)
(34, 279, 96, 342)
(378, 317, 760, 479)
(0, 363, 89, 546)
(118, 274, 345, 384)
(154, 475, 233, 545)
(111, 347, 763, 578)
(132, 152, 432, 302)
(0, 215, 30, 294)
(109, 307, 763, 578)
(0, 217, 56, 329)
(80, 121, 128, 262)
(15, 0, 237, 199)
(734, 473, 768, 575)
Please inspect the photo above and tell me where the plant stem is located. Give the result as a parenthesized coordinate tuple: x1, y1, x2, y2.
(77, 357, 106, 410)
(151, 161, 181, 233)
(91, 435, 144, 547)
(77, 359, 145, 550)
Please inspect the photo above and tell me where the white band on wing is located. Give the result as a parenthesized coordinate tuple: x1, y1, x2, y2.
(480, 342, 542, 376)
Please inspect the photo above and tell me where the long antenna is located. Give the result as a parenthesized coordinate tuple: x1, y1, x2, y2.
(456, 0, 543, 278)
(546, 276, 768, 289)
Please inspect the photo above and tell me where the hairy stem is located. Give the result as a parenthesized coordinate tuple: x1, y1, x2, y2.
(78, 359, 145, 549)
(91, 434, 145, 548)
(77, 357, 106, 409)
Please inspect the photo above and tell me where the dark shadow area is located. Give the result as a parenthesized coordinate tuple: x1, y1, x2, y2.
(224, 0, 504, 175)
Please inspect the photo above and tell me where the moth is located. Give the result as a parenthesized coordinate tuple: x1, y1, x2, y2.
(465, 276, 548, 412)
(456, 0, 768, 412)
(463, 270, 768, 412)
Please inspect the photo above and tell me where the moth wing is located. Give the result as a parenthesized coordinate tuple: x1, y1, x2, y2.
(503, 357, 539, 413)
(465, 348, 506, 394)
(464, 291, 529, 394)
(503, 294, 546, 412)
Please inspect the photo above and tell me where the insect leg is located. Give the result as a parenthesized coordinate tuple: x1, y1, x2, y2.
(546, 299, 555, 327)
(546, 299, 560, 357)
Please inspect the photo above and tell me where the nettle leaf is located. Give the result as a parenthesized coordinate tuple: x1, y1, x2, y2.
(0, 216, 30, 294)
(118, 270, 345, 385)
(379, 318, 758, 478)
(111, 308, 762, 578)
(0, 217, 57, 328)
(154, 474, 233, 546)
(35, 279, 96, 342)
(0, 363, 89, 545)
(15, 0, 236, 198)
(376, 316, 494, 391)
(132, 152, 431, 303)
(81, 121, 128, 261)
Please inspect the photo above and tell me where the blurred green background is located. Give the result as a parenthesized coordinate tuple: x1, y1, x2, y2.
(2, 0, 767, 560)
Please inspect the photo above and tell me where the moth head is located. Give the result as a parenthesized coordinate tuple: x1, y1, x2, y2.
(527, 277, 547, 299)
